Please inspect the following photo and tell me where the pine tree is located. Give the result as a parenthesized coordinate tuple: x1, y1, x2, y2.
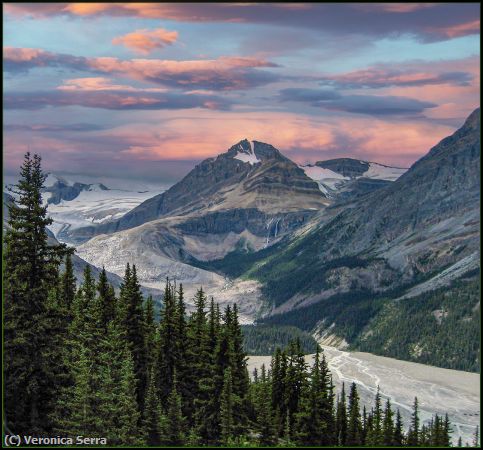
(393, 409, 404, 446)
(4, 153, 72, 434)
(284, 339, 307, 436)
(407, 397, 420, 446)
(144, 295, 158, 374)
(347, 382, 362, 446)
(59, 254, 76, 312)
(158, 278, 179, 402)
(119, 264, 148, 413)
(443, 413, 452, 447)
(188, 288, 216, 442)
(220, 367, 235, 445)
(336, 383, 348, 446)
(162, 373, 186, 446)
(97, 267, 116, 332)
(255, 364, 276, 446)
(367, 386, 383, 446)
(144, 368, 163, 446)
(271, 347, 287, 437)
(473, 426, 479, 447)
(383, 398, 394, 445)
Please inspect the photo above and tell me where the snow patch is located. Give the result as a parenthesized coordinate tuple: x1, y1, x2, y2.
(300, 165, 349, 194)
(234, 151, 260, 165)
(363, 163, 407, 181)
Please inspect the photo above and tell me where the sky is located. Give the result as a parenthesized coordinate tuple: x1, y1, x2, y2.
(3, 3, 480, 184)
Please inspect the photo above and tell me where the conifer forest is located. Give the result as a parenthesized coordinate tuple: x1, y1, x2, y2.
(3, 155, 478, 447)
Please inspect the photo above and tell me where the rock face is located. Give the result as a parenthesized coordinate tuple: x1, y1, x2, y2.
(249, 108, 480, 315)
(43, 175, 109, 205)
(68, 139, 328, 242)
(315, 158, 370, 178)
(300, 158, 407, 200)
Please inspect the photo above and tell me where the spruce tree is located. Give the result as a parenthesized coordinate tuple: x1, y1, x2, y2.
(367, 386, 384, 446)
(347, 382, 362, 446)
(4, 153, 72, 434)
(59, 254, 76, 312)
(144, 368, 163, 445)
(220, 367, 235, 445)
(336, 383, 348, 446)
(393, 409, 404, 446)
(119, 264, 148, 413)
(97, 267, 116, 332)
(162, 374, 186, 446)
(407, 397, 420, 446)
(383, 398, 394, 445)
(255, 364, 276, 446)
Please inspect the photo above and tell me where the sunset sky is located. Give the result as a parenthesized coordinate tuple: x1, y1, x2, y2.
(4, 3, 480, 183)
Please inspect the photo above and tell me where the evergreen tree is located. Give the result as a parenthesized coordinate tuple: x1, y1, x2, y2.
(367, 386, 384, 446)
(473, 426, 479, 447)
(220, 367, 235, 445)
(383, 398, 394, 445)
(97, 267, 116, 332)
(393, 409, 404, 446)
(271, 347, 287, 437)
(336, 383, 348, 446)
(254, 364, 276, 446)
(59, 254, 76, 312)
(144, 295, 158, 374)
(158, 279, 179, 402)
(4, 153, 72, 434)
(143, 368, 163, 446)
(443, 413, 452, 447)
(119, 264, 148, 413)
(347, 382, 362, 446)
(162, 373, 186, 446)
(407, 397, 420, 446)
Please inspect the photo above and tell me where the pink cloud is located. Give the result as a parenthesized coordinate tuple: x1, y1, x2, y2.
(427, 19, 480, 39)
(90, 110, 457, 167)
(112, 28, 178, 55)
(353, 3, 438, 13)
(4, 47, 281, 90)
(57, 77, 168, 92)
(320, 67, 473, 89)
(4, 3, 479, 43)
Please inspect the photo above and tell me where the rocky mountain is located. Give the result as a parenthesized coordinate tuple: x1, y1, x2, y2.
(68, 139, 328, 243)
(219, 108, 480, 355)
(299, 158, 407, 199)
(43, 174, 109, 205)
(72, 140, 332, 319)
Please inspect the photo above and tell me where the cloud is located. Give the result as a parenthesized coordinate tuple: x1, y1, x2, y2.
(4, 89, 233, 111)
(319, 68, 473, 89)
(3, 47, 87, 73)
(318, 95, 437, 116)
(352, 3, 438, 13)
(56, 77, 168, 92)
(5, 3, 480, 42)
(426, 19, 480, 40)
(112, 28, 178, 54)
(279, 88, 341, 103)
(278, 88, 437, 116)
(4, 123, 105, 132)
(4, 47, 281, 90)
(4, 109, 458, 180)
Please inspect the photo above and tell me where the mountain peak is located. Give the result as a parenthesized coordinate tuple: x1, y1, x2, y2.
(226, 139, 287, 165)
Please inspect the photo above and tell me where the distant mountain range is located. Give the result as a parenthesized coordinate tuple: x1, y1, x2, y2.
(3, 109, 480, 369)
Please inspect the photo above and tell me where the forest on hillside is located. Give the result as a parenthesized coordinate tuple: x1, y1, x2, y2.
(3, 154, 477, 447)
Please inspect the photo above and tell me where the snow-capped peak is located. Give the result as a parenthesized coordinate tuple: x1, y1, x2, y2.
(234, 139, 260, 165)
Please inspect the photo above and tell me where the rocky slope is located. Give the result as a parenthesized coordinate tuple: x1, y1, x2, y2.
(70, 139, 327, 242)
(74, 139, 330, 319)
(205, 109, 480, 354)
(300, 158, 407, 199)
